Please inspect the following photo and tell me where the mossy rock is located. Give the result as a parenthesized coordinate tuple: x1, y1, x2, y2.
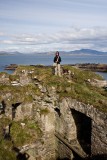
(0, 140, 16, 160)
(9, 74, 20, 81)
(0, 65, 107, 113)
(40, 108, 50, 115)
(10, 119, 42, 147)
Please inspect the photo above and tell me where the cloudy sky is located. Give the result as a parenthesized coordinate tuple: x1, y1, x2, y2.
(0, 0, 107, 53)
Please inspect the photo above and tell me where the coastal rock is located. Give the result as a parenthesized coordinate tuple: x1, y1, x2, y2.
(5, 64, 18, 70)
(0, 65, 107, 160)
(90, 79, 107, 87)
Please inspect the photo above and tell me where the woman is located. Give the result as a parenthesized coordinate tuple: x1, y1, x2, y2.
(53, 51, 61, 76)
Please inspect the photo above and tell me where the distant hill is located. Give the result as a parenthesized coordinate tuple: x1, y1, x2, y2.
(0, 51, 21, 55)
(63, 49, 107, 56)
(0, 49, 107, 55)
(45, 49, 107, 55)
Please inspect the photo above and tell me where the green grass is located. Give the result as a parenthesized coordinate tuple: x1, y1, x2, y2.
(0, 65, 107, 113)
(10, 119, 42, 147)
(0, 116, 42, 159)
(0, 65, 107, 159)
(40, 108, 50, 115)
(0, 116, 16, 160)
(9, 74, 20, 82)
(0, 140, 16, 160)
(0, 83, 41, 103)
(31, 65, 107, 112)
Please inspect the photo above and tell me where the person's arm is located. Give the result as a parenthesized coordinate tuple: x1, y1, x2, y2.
(54, 57, 56, 63)
(59, 56, 61, 63)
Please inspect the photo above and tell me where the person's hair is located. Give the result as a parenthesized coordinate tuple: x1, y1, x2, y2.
(55, 51, 59, 56)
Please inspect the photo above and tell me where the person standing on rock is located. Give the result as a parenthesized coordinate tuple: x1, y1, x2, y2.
(53, 51, 61, 76)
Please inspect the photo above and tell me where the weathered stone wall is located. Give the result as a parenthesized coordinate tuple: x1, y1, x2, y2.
(55, 102, 77, 142)
(56, 138, 74, 160)
(14, 103, 33, 120)
(58, 98, 107, 157)
(55, 98, 89, 159)
(91, 117, 107, 156)
(1, 70, 107, 160)
(15, 100, 56, 160)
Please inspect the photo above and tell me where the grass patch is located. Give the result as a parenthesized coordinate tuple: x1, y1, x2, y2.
(40, 108, 50, 115)
(0, 83, 41, 103)
(0, 65, 107, 113)
(0, 116, 16, 160)
(10, 119, 42, 147)
(0, 140, 16, 160)
(9, 75, 19, 82)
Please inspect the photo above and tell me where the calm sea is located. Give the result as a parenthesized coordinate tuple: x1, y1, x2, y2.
(0, 54, 107, 79)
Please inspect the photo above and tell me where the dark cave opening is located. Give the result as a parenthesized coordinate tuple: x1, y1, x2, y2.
(12, 102, 21, 120)
(12, 146, 30, 160)
(55, 108, 61, 117)
(0, 100, 6, 114)
(71, 109, 92, 156)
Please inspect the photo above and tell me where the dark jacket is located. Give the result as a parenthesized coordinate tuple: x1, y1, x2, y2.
(54, 56, 61, 64)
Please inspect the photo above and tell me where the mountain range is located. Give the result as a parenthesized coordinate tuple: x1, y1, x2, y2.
(0, 49, 107, 56)
(60, 49, 107, 55)
(0, 51, 21, 55)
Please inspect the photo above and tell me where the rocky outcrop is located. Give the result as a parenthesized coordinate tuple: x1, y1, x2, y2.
(5, 64, 18, 70)
(0, 65, 107, 160)
(86, 78, 107, 88)
(76, 63, 107, 72)
(57, 98, 107, 157)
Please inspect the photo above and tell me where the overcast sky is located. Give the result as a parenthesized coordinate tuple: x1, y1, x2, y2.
(0, 0, 107, 53)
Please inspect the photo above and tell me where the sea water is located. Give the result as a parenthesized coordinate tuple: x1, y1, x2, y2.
(0, 54, 107, 79)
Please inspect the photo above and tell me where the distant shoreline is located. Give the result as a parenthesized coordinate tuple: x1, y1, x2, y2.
(74, 63, 107, 72)
(0, 53, 15, 56)
(4, 63, 107, 72)
(0, 63, 107, 80)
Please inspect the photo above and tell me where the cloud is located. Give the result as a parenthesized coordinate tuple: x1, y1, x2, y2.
(0, 32, 6, 36)
(0, 40, 13, 44)
(0, 27, 107, 52)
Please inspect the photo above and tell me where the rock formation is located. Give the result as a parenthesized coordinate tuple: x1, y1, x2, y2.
(0, 65, 107, 160)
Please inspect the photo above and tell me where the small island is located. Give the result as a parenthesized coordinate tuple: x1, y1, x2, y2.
(74, 63, 107, 72)
(4, 64, 18, 70)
